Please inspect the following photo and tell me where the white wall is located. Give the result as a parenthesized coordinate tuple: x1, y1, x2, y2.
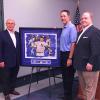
(4, 0, 76, 31)
(79, 0, 100, 28)
(3, 0, 76, 77)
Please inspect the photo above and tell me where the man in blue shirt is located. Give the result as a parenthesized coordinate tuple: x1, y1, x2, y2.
(60, 10, 77, 100)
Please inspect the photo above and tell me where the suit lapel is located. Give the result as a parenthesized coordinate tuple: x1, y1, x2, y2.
(77, 25, 93, 43)
(15, 31, 19, 49)
(5, 30, 16, 48)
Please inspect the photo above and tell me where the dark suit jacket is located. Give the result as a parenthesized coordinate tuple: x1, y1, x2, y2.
(74, 25, 100, 71)
(0, 30, 20, 68)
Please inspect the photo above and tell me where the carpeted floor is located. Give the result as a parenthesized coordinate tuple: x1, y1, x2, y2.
(14, 82, 63, 100)
(14, 78, 79, 100)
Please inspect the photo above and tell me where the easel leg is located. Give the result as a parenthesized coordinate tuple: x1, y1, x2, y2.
(52, 67, 56, 85)
(28, 67, 34, 96)
(36, 67, 41, 84)
(48, 67, 52, 98)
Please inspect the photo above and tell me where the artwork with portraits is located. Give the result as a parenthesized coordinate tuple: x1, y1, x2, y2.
(20, 28, 61, 67)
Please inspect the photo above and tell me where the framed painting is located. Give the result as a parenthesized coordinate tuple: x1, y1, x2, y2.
(19, 27, 61, 67)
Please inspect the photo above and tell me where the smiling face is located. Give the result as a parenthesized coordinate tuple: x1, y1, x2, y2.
(6, 19, 15, 32)
(81, 12, 93, 28)
(60, 11, 70, 25)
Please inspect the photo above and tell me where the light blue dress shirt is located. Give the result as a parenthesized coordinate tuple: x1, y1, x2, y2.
(60, 22, 77, 51)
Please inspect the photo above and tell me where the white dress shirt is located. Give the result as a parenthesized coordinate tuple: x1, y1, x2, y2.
(8, 30, 16, 48)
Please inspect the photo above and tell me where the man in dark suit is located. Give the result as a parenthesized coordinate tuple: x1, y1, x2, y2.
(0, 19, 20, 100)
(74, 12, 100, 100)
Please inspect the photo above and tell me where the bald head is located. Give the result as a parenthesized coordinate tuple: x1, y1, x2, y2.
(81, 12, 93, 28)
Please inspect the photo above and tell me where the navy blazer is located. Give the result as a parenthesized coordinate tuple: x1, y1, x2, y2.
(74, 25, 100, 71)
(0, 30, 20, 68)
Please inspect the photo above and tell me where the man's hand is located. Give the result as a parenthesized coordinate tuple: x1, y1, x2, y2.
(86, 63, 93, 71)
(66, 59, 72, 67)
(0, 62, 5, 68)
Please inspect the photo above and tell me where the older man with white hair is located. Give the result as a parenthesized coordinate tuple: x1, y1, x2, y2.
(0, 19, 20, 100)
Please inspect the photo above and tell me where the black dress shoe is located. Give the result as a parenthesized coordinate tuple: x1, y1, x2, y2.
(10, 90, 20, 95)
(5, 95, 11, 100)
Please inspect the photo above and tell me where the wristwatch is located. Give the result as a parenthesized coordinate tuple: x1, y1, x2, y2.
(68, 57, 72, 60)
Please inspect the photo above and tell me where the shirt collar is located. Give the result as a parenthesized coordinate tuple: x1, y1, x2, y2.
(7, 29, 15, 34)
(83, 24, 93, 32)
(64, 21, 71, 28)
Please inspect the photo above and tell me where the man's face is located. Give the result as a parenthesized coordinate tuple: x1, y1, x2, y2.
(6, 19, 15, 32)
(40, 37, 44, 42)
(81, 12, 92, 28)
(60, 12, 70, 25)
